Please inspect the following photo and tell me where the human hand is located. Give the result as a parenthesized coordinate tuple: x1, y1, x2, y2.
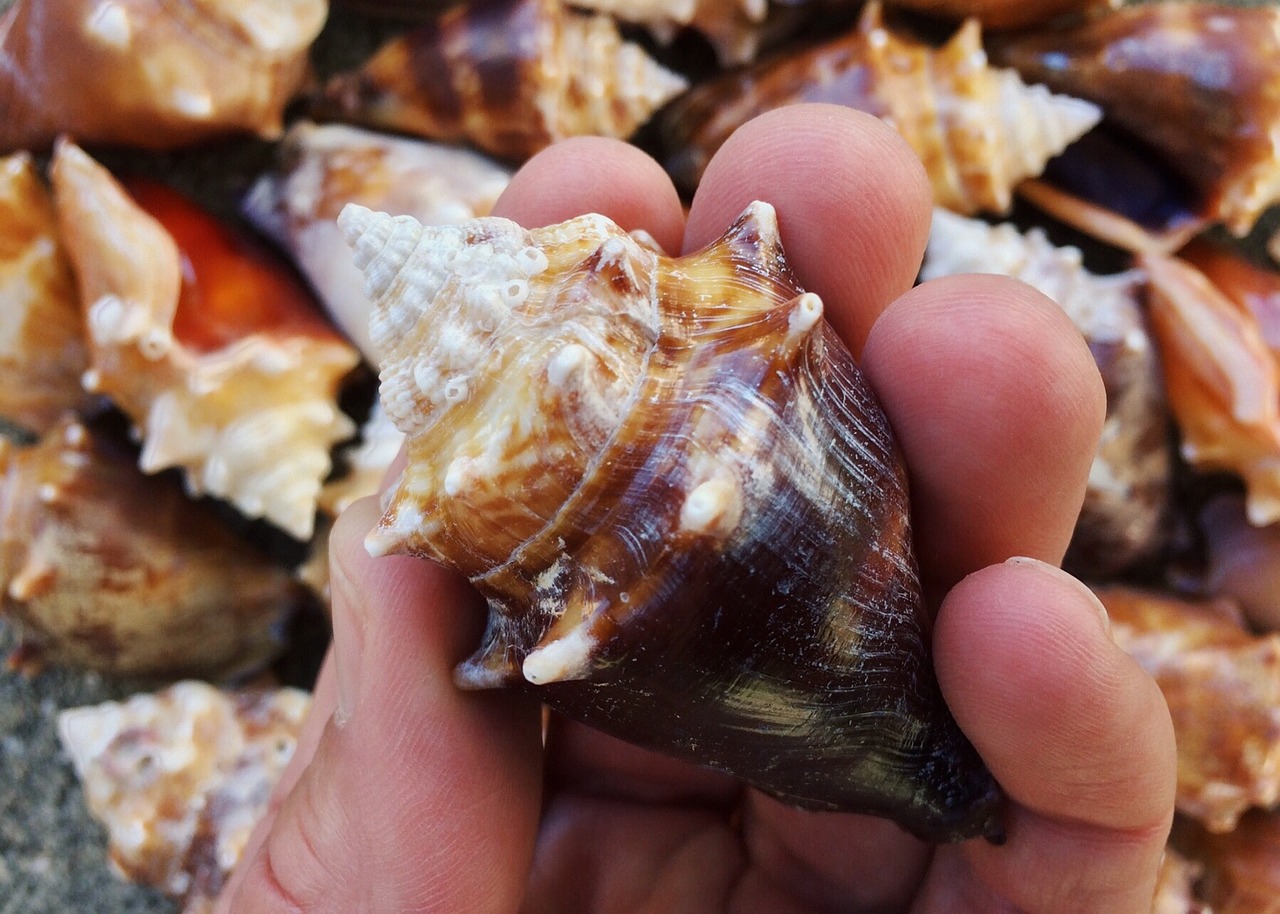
(216, 103, 1176, 914)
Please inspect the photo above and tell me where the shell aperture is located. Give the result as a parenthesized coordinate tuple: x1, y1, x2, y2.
(340, 200, 1004, 842)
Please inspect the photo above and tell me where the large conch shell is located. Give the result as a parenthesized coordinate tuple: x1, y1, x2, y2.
(59, 681, 310, 912)
(315, 0, 689, 162)
(0, 0, 326, 153)
(0, 419, 304, 677)
(0, 151, 95, 435)
(339, 201, 1004, 841)
(922, 209, 1168, 579)
(50, 141, 359, 540)
(1096, 587, 1280, 834)
(990, 3, 1280, 238)
(243, 122, 513, 365)
(659, 2, 1101, 212)
(1140, 251, 1280, 528)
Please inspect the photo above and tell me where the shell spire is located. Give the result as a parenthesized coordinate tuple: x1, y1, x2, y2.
(315, 0, 689, 162)
(343, 202, 1004, 842)
(990, 3, 1280, 237)
(660, 2, 1101, 211)
(50, 141, 359, 540)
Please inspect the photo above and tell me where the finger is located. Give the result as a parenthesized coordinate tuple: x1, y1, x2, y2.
(684, 103, 933, 354)
(494, 135, 685, 253)
(860, 274, 1106, 597)
(918, 559, 1176, 914)
(221, 498, 543, 914)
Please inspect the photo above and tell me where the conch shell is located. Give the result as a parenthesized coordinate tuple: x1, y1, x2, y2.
(922, 209, 1168, 578)
(339, 201, 1003, 841)
(0, 0, 326, 152)
(1140, 251, 1280, 528)
(58, 681, 310, 912)
(1095, 586, 1280, 834)
(659, 2, 1102, 212)
(990, 3, 1280, 237)
(315, 0, 689, 162)
(0, 419, 304, 677)
(0, 151, 95, 435)
(50, 141, 359, 540)
(243, 122, 513, 365)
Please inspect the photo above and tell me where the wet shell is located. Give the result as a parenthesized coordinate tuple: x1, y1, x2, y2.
(340, 201, 1003, 841)
(1096, 586, 1280, 834)
(315, 0, 689, 162)
(881, 0, 1118, 30)
(990, 3, 1280, 237)
(0, 0, 326, 153)
(1201, 494, 1280, 635)
(0, 419, 304, 677)
(921, 209, 1169, 578)
(0, 151, 96, 435)
(50, 141, 359, 541)
(659, 2, 1101, 212)
(1140, 251, 1280, 528)
(58, 681, 310, 911)
(243, 122, 513, 365)
(1174, 811, 1280, 914)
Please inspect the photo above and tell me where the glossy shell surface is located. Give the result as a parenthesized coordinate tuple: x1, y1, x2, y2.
(340, 200, 1003, 841)
(0, 0, 325, 152)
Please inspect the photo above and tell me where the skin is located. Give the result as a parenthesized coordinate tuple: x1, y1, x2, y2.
(216, 104, 1177, 914)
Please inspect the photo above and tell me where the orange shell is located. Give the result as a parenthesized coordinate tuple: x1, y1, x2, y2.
(0, 0, 325, 153)
(1141, 251, 1280, 527)
(660, 3, 1101, 213)
(50, 141, 359, 540)
(0, 151, 95, 434)
(58, 681, 309, 908)
(1097, 586, 1280, 834)
(316, 0, 689, 162)
(0, 419, 303, 677)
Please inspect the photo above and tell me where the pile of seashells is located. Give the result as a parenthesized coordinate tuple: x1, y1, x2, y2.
(2, 0, 1280, 910)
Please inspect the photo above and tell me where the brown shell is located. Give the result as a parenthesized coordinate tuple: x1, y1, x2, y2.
(1140, 251, 1280, 527)
(315, 0, 689, 162)
(659, 2, 1101, 211)
(1201, 494, 1280, 635)
(991, 3, 1280, 237)
(0, 0, 325, 153)
(1096, 586, 1280, 834)
(243, 121, 513, 365)
(1152, 844, 1209, 914)
(340, 201, 1003, 841)
(0, 419, 303, 677)
(0, 151, 96, 434)
(49, 141, 359, 540)
(922, 209, 1169, 578)
(1174, 812, 1280, 914)
(58, 681, 310, 911)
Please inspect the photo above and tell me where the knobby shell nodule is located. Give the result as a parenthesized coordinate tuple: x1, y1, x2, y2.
(338, 200, 1004, 842)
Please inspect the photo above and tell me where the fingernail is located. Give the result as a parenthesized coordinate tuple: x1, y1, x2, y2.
(328, 522, 375, 728)
(1004, 556, 1111, 638)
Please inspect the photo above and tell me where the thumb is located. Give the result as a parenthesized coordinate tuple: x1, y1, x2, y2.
(220, 497, 543, 913)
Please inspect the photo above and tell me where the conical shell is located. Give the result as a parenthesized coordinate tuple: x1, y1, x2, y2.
(58, 681, 309, 908)
(50, 141, 359, 540)
(0, 419, 304, 677)
(315, 0, 689, 162)
(0, 0, 325, 153)
(991, 3, 1280, 238)
(922, 209, 1169, 578)
(1140, 251, 1280, 528)
(660, 2, 1101, 212)
(340, 200, 1003, 841)
(1096, 586, 1280, 834)
(243, 122, 513, 366)
(0, 151, 96, 434)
